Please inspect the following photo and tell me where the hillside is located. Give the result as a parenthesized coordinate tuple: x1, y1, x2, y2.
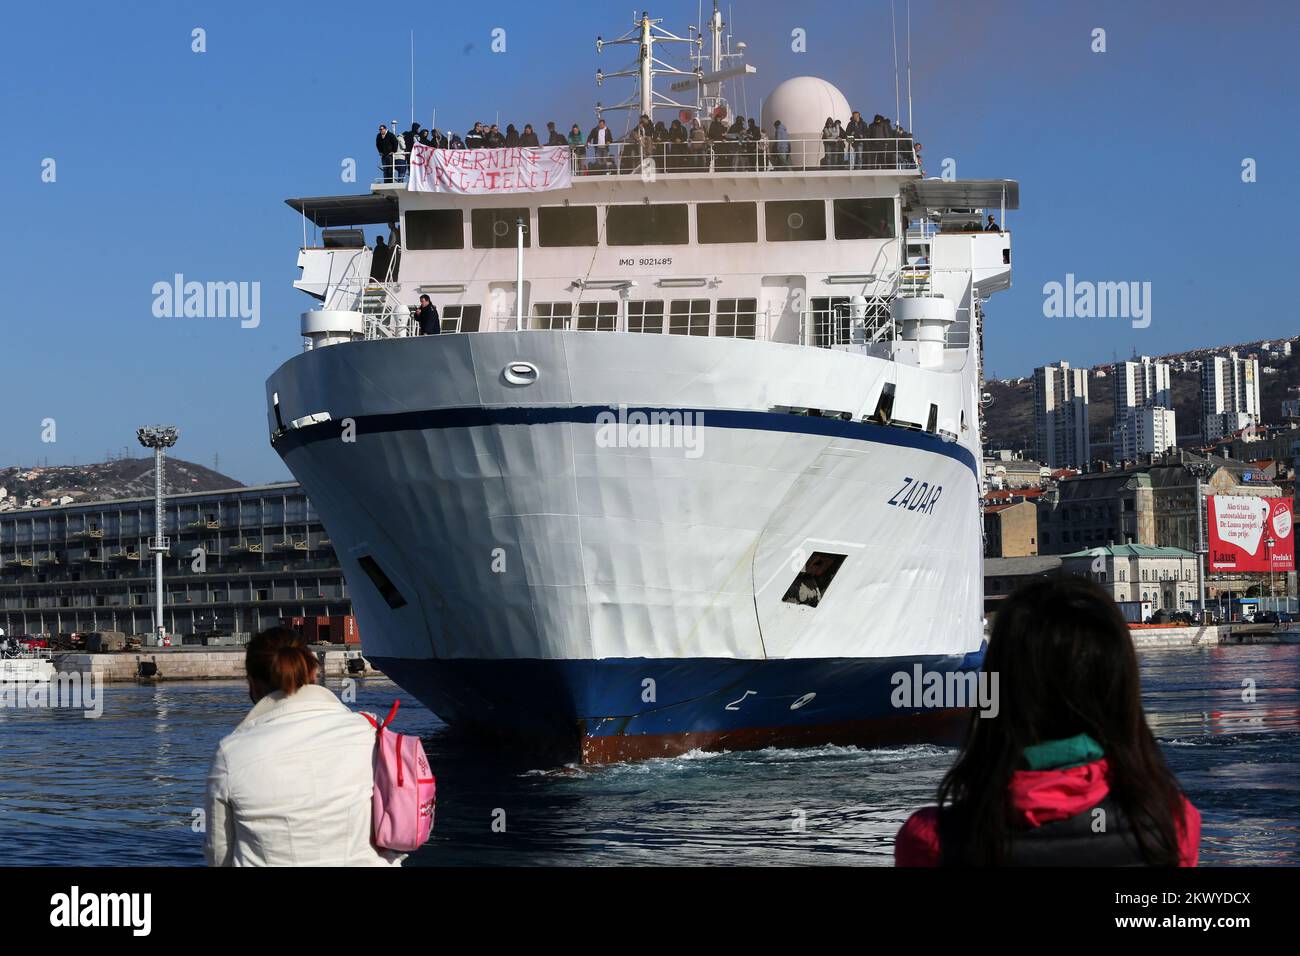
(983, 340, 1300, 456)
(1, 457, 244, 509)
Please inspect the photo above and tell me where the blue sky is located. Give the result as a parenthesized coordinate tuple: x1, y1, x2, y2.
(2, 0, 1296, 483)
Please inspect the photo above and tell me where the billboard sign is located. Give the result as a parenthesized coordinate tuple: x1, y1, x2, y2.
(1207, 496, 1295, 572)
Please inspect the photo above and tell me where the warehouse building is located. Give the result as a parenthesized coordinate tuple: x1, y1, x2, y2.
(0, 483, 350, 642)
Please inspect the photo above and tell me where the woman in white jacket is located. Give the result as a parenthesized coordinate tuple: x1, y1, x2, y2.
(203, 627, 401, 866)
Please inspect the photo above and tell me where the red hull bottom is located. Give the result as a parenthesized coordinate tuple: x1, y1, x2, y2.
(579, 708, 973, 765)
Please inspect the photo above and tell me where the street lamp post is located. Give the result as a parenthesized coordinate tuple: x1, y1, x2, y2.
(1266, 535, 1276, 602)
(136, 425, 179, 647)
(1194, 472, 1208, 620)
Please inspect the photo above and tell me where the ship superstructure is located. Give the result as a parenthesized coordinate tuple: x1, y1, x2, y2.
(267, 7, 1017, 762)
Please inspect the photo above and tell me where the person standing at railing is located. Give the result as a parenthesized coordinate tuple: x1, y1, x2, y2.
(465, 122, 486, 149)
(568, 124, 585, 173)
(520, 124, 540, 147)
(376, 124, 400, 182)
(653, 120, 670, 170)
(718, 115, 742, 170)
(688, 118, 708, 170)
(772, 120, 790, 169)
(402, 123, 422, 154)
(668, 119, 687, 172)
(821, 117, 838, 168)
(630, 121, 654, 174)
(826, 119, 839, 167)
(867, 114, 888, 168)
(846, 111, 869, 170)
(546, 121, 567, 147)
(587, 119, 613, 171)
(893, 123, 909, 167)
(398, 123, 422, 180)
(884, 116, 898, 167)
(413, 295, 441, 336)
(742, 118, 761, 171)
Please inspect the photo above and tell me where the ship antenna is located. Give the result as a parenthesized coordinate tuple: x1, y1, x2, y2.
(594, 9, 700, 126)
(906, 0, 914, 131)
(890, 1, 901, 125)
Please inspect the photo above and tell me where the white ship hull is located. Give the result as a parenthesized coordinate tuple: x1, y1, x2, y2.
(268, 331, 985, 760)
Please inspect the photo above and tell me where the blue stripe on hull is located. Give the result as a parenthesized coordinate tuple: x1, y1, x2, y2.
(275, 404, 979, 477)
(373, 648, 986, 763)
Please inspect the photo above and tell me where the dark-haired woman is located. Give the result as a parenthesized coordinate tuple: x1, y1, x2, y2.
(895, 575, 1200, 866)
(203, 627, 401, 866)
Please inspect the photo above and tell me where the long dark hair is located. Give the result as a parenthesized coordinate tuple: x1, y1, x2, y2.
(937, 574, 1184, 864)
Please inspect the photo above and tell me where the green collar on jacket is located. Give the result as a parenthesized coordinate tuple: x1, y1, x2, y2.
(1021, 733, 1104, 771)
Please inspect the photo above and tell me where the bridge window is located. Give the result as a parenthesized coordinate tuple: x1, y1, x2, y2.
(576, 301, 618, 331)
(607, 203, 689, 245)
(538, 205, 598, 246)
(697, 201, 758, 244)
(716, 298, 757, 338)
(668, 299, 710, 336)
(627, 300, 665, 333)
(833, 198, 895, 239)
(765, 200, 826, 242)
(441, 305, 482, 333)
(532, 302, 572, 330)
(471, 208, 530, 249)
(405, 209, 464, 250)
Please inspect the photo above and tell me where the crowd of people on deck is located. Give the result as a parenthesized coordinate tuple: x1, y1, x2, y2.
(374, 110, 921, 181)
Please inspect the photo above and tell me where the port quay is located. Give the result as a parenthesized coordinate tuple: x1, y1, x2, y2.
(1, 0, 1296, 937)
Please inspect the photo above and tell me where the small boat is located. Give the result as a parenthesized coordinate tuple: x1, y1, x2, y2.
(0, 653, 56, 683)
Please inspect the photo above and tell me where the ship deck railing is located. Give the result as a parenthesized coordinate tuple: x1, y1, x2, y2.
(373, 135, 918, 184)
(799, 306, 895, 349)
(329, 300, 778, 343)
(336, 266, 974, 348)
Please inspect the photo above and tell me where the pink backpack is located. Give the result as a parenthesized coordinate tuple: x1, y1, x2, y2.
(362, 700, 436, 852)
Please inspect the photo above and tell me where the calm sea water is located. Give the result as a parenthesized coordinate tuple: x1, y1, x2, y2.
(1, 644, 1296, 866)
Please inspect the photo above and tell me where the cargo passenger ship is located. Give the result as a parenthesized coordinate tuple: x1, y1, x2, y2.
(267, 6, 1017, 762)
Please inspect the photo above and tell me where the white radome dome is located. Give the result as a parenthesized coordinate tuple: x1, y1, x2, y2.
(761, 76, 853, 140)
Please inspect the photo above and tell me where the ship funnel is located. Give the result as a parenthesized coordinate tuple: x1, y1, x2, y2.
(891, 296, 955, 368)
